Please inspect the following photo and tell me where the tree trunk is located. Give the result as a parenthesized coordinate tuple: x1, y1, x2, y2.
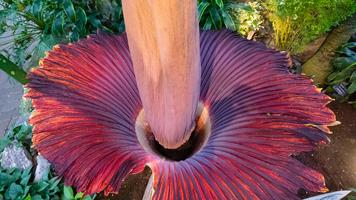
(122, 0, 200, 149)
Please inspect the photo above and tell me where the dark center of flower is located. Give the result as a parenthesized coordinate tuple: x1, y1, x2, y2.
(136, 103, 211, 161)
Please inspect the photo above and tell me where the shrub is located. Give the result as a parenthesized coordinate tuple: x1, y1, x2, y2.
(0, 0, 124, 68)
(265, 0, 356, 53)
(198, 0, 263, 37)
(326, 42, 356, 107)
(228, 2, 264, 38)
(0, 123, 96, 200)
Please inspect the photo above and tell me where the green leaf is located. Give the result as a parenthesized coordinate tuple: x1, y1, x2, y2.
(215, 0, 224, 9)
(63, 186, 74, 200)
(0, 172, 17, 186)
(347, 81, 356, 94)
(48, 177, 61, 191)
(70, 27, 80, 42)
(88, 15, 102, 29)
(350, 71, 356, 82)
(209, 7, 222, 29)
(198, 2, 210, 21)
(0, 138, 10, 152)
(16, 125, 32, 142)
(20, 173, 31, 186)
(22, 185, 31, 199)
(51, 12, 65, 35)
(221, 10, 236, 31)
(203, 18, 212, 30)
(327, 71, 339, 82)
(31, 0, 43, 19)
(31, 194, 42, 200)
(0, 54, 28, 84)
(5, 183, 23, 200)
(63, 0, 76, 22)
(75, 7, 87, 33)
(34, 181, 49, 192)
(74, 192, 83, 199)
(24, 194, 31, 200)
(333, 57, 356, 70)
(10, 169, 21, 180)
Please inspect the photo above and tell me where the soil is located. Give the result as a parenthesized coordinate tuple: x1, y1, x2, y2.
(98, 102, 356, 199)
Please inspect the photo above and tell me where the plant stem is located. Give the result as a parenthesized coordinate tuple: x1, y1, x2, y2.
(0, 54, 28, 85)
(122, 0, 201, 149)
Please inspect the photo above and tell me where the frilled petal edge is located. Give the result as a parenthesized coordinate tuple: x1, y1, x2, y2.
(26, 30, 336, 199)
(147, 30, 336, 200)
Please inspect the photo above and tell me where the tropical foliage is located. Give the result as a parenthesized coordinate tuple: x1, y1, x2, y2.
(0, 0, 124, 69)
(0, 123, 96, 200)
(326, 42, 356, 107)
(198, 0, 263, 37)
(265, 0, 356, 52)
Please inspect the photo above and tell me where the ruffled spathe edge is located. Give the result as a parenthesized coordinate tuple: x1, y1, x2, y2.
(26, 30, 336, 199)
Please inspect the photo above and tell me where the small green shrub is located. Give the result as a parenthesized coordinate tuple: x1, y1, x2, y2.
(265, 0, 356, 52)
(0, 123, 96, 200)
(0, 0, 124, 68)
(198, 0, 263, 37)
(228, 2, 263, 38)
(325, 42, 356, 107)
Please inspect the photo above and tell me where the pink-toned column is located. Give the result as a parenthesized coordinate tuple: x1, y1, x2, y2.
(122, 0, 201, 149)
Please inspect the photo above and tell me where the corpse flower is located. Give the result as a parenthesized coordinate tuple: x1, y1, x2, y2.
(26, 1, 337, 199)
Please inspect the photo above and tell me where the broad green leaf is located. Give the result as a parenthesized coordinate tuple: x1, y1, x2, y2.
(221, 10, 236, 31)
(0, 138, 10, 152)
(51, 12, 64, 35)
(22, 186, 31, 199)
(70, 27, 80, 42)
(333, 57, 356, 70)
(198, 2, 210, 21)
(5, 183, 23, 200)
(329, 63, 356, 85)
(63, 0, 76, 22)
(350, 71, 356, 82)
(20, 174, 31, 186)
(75, 7, 87, 33)
(74, 192, 83, 199)
(16, 125, 32, 142)
(347, 81, 356, 94)
(209, 7, 222, 29)
(0, 172, 17, 186)
(0, 54, 28, 84)
(10, 169, 21, 180)
(31, 0, 43, 19)
(63, 186, 74, 200)
(31, 194, 42, 200)
(203, 18, 212, 30)
(48, 177, 61, 191)
(88, 15, 102, 28)
(24, 194, 31, 200)
(35, 181, 49, 192)
(327, 71, 339, 82)
(215, 0, 224, 9)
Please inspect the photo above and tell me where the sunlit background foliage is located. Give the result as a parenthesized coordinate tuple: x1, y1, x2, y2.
(265, 0, 356, 52)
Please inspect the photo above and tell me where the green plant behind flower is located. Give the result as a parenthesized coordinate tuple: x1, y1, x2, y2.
(326, 42, 356, 107)
(0, 0, 124, 69)
(0, 123, 96, 200)
(265, 0, 356, 53)
(228, 2, 263, 38)
(197, 0, 263, 36)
